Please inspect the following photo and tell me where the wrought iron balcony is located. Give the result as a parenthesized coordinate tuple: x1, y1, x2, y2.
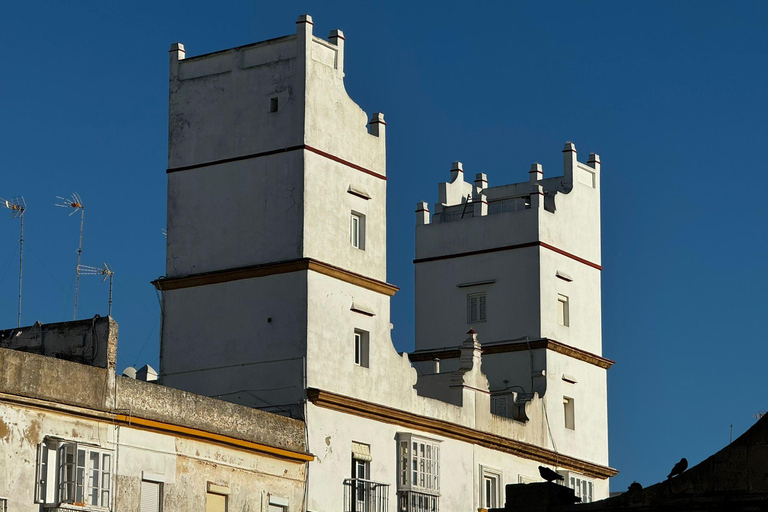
(396, 490, 439, 512)
(343, 478, 390, 512)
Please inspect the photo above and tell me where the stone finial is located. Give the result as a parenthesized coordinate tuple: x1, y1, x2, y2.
(530, 183, 545, 210)
(587, 152, 601, 171)
(169, 43, 186, 79)
(329, 30, 345, 76)
(562, 141, 577, 186)
(169, 43, 185, 56)
(529, 162, 543, 182)
(415, 201, 430, 225)
(296, 15, 314, 55)
(474, 173, 488, 190)
(450, 329, 490, 391)
(450, 161, 463, 183)
(296, 14, 314, 25)
(369, 112, 386, 138)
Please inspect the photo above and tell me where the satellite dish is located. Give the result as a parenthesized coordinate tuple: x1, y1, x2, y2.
(122, 367, 137, 379)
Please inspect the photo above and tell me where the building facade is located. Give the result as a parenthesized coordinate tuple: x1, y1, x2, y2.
(0, 318, 310, 512)
(156, 16, 616, 512)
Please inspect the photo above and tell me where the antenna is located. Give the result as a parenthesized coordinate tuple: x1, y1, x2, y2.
(0, 196, 26, 327)
(77, 263, 114, 316)
(56, 193, 85, 320)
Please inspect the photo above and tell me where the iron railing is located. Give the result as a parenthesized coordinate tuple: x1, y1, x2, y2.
(343, 478, 390, 512)
(396, 490, 439, 512)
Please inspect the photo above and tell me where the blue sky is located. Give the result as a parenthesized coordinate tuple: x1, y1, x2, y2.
(1, 0, 766, 492)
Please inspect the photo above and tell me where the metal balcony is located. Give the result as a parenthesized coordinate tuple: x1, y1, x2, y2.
(343, 478, 390, 512)
(396, 490, 439, 512)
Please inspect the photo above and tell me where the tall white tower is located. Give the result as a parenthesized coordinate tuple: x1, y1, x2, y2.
(411, 147, 613, 484)
(156, 16, 396, 419)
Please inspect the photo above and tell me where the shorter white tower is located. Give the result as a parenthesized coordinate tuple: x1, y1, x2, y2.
(411, 145, 612, 493)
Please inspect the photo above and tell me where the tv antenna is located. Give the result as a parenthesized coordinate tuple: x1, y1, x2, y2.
(56, 193, 85, 320)
(1, 196, 26, 327)
(78, 263, 114, 316)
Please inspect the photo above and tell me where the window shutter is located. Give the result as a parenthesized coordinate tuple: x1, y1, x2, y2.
(479, 295, 486, 320)
(141, 481, 161, 512)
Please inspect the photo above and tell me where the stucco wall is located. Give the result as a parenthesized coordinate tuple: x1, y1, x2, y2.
(0, 316, 117, 369)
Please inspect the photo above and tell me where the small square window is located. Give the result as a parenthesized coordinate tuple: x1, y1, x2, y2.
(563, 397, 575, 430)
(270, 97, 279, 113)
(467, 293, 486, 323)
(354, 329, 369, 368)
(350, 212, 366, 250)
(557, 294, 569, 327)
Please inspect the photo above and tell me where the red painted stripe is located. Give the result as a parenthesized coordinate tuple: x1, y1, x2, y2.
(539, 242, 602, 270)
(166, 144, 387, 181)
(304, 145, 386, 180)
(414, 241, 602, 270)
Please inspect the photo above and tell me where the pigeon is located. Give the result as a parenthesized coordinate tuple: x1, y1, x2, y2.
(539, 465, 564, 483)
(667, 458, 688, 479)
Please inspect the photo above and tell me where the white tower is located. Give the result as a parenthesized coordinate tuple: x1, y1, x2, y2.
(156, 16, 396, 419)
(411, 146, 612, 491)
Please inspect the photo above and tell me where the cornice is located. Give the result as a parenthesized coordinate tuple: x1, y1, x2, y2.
(0, 391, 313, 463)
(409, 339, 614, 369)
(306, 387, 618, 479)
(152, 258, 399, 296)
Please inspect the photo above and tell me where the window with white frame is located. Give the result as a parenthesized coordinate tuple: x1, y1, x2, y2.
(479, 466, 502, 509)
(557, 294, 569, 327)
(467, 293, 486, 323)
(397, 433, 441, 494)
(35, 438, 112, 509)
(350, 212, 365, 250)
(557, 471, 593, 503)
(0, 497, 7, 512)
(354, 329, 369, 368)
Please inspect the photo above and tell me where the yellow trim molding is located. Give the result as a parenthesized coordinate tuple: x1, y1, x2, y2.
(307, 388, 618, 479)
(0, 392, 313, 463)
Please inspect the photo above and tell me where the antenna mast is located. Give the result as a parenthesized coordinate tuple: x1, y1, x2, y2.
(78, 263, 114, 316)
(56, 193, 85, 320)
(1, 196, 26, 327)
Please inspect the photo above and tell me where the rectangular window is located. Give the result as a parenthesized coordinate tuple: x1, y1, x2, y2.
(479, 467, 501, 509)
(268, 495, 289, 512)
(563, 397, 575, 430)
(270, 97, 279, 113)
(350, 212, 365, 250)
(467, 293, 486, 323)
(51, 442, 111, 508)
(0, 498, 6, 512)
(562, 474, 593, 503)
(558, 294, 569, 326)
(354, 329, 369, 368)
(141, 480, 162, 512)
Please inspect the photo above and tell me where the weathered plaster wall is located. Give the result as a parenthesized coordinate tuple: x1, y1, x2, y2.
(0, 344, 308, 512)
(0, 316, 117, 369)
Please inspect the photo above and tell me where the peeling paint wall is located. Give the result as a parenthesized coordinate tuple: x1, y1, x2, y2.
(0, 346, 308, 512)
